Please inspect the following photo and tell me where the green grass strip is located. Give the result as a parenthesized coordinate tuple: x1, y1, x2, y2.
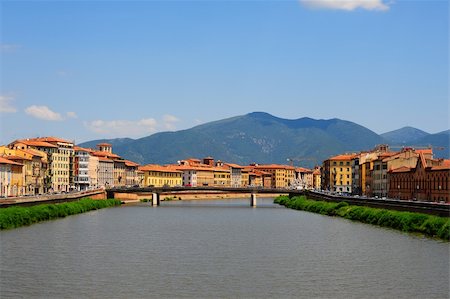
(0, 198, 122, 230)
(274, 195, 450, 241)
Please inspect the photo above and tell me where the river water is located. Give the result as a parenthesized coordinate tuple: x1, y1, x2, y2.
(1, 198, 449, 298)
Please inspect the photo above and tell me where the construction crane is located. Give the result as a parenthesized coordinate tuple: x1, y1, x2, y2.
(387, 145, 445, 151)
(286, 157, 316, 167)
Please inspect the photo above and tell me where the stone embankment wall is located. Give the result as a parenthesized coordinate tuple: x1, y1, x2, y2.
(0, 190, 107, 208)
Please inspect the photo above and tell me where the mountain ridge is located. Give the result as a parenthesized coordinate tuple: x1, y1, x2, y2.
(79, 113, 449, 166)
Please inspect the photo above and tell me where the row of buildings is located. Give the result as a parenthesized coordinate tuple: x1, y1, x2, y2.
(0, 138, 142, 197)
(0, 136, 321, 197)
(1, 136, 448, 203)
(321, 145, 450, 202)
(139, 157, 321, 190)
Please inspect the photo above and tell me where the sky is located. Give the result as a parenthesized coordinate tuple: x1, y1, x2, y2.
(0, 0, 448, 144)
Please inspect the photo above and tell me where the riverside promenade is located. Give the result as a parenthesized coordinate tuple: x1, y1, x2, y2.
(0, 189, 107, 208)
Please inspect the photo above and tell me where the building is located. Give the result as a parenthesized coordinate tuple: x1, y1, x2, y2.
(213, 166, 231, 187)
(371, 152, 397, 198)
(294, 167, 313, 190)
(351, 155, 361, 195)
(0, 156, 24, 197)
(224, 163, 244, 187)
(139, 164, 182, 187)
(322, 154, 354, 193)
(97, 157, 114, 188)
(388, 153, 450, 202)
(312, 166, 321, 190)
(254, 164, 295, 188)
(0, 146, 48, 195)
(88, 154, 99, 189)
(91, 143, 121, 188)
(113, 159, 127, 187)
(73, 147, 91, 191)
(9, 137, 74, 192)
(125, 160, 141, 186)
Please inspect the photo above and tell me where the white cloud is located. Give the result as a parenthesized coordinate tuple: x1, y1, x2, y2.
(67, 111, 78, 119)
(0, 95, 17, 113)
(85, 118, 158, 137)
(1, 44, 21, 52)
(299, 0, 390, 11)
(25, 105, 63, 121)
(57, 70, 69, 77)
(163, 114, 180, 130)
(85, 115, 183, 137)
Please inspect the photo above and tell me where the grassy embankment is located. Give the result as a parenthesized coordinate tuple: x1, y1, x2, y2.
(0, 198, 121, 230)
(275, 195, 450, 241)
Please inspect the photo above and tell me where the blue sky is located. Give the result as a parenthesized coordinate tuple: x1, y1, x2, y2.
(1, 0, 448, 144)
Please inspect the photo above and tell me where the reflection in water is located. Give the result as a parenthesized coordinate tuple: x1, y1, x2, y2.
(1, 198, 449, 298)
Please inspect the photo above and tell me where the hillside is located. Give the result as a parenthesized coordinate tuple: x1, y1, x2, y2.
(381, 127, 429, 144)
(411, 130, 450, 159)
(80, 112, 386, 167)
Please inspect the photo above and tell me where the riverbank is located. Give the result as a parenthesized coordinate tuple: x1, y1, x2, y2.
(275, 195, 450, 241)
(160, 192, 284, 201)
(0, 198, 121, 230)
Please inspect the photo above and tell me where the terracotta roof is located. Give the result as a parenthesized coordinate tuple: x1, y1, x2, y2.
(378, 152, 398, 158)
(97, 143, 112, 146)
(296, 167, 312, 173)
(2, 155, 32, 161)
(430, 165, 450, 171)
(16, 139, 58, 148)
(19, 148, 46, 157)
(124, 160, 139, 167)
(98, 157, 113, 162)
(389, 166, 412, 173)
(254, 164, 295, 170)
(430, 159, 450, 171)
(92, 151, 120, 159)
(139, 164, 182, 173)
(0, 156, 23, 166)
(32, 137, 73, 144)
(74, 146, 92, 152)
(329, 154, 355, 161)
(416, 149, 433, 155)
(224, 163, 244, 169)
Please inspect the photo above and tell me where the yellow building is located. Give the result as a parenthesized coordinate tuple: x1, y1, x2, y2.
(10, 137, 74, 192)
(213, 167, 231, 187)
(0, 156, 24, 197)
(139, 165, 182, 187)
(0, 146, 47, 195)
(312, 167, 321, 190)
(254, 164, 295, 188)
(323, 154, 354, 193)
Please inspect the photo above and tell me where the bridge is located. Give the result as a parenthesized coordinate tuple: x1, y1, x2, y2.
(108, 186, 450, 216)
(1, 186, 447, 216)
(107, 186, 290, 207)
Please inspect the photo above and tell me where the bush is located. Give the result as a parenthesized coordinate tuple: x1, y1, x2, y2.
(0, 198, 121, 230)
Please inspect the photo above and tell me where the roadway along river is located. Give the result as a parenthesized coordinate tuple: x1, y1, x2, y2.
(1, 198, 448, 298)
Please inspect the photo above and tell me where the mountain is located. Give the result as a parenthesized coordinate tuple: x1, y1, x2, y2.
(381, 126, 429, 144)
(80, 112, 386, 167)
(412, 130, 450, 159)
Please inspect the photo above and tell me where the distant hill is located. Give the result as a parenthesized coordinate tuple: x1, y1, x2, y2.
(411, 130, 450, 159)
(80, 112, 386, 167)
(381, 126, 429, 144)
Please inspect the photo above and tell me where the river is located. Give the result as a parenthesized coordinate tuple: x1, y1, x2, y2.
(1, 198, 448, 298)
